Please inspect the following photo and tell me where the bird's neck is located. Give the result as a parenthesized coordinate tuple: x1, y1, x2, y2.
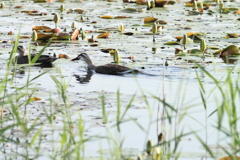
(18, 50, 26, 57)
(84, 57, 96, 70)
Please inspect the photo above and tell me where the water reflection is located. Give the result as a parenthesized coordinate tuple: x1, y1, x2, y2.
(74, 71, 93, 84)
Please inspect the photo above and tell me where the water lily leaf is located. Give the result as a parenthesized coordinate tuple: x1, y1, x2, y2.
(37, 33, 55, 40)
(175, 48, 182, 54)
(52, 33, 71, 40)
(74, 9, 85, 14)
(144, 17, 158, 23)
(189, 49, 203, 55)
(213, 50, 222, 56)
(15, 6, 23, 8)
(123, 32, 134, 35)
(233, 9, 240, 14)
(229, 7, 239, 11)
(97, 33, 110, 38)
(32, 26, 52, 30)
(221, 8, 230, 14)
(210, 47, 219, 50)
(123, 8, 143, 13)
(155, 0, 173, 7)
(226, 33, 238, 38)
(30, 97, 42, 101)
(219, 156, 240, 160)
(114, 16, 131, 19)
(220, 45, 239, 57)
(58, 54, 69, 59)
(100, 15, 113, 19)
(156, 20, 167, 24)
(34, 0, 46, 2)
(21, 10, 32, 14)
(20, 36, 31, 39)
(136, 0, 146, 5)
(164, 41, 180, 45)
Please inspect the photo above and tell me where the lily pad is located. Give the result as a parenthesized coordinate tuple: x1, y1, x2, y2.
(144, 17, 158, 23)
(220, 45, 239, 57)
(164, 41, 180, 45)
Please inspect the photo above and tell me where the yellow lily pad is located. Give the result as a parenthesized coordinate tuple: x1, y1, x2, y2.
(144, 17, 158, 23)
(100, 15, 114, 19)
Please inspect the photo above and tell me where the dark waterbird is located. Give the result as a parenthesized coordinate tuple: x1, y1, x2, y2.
(16, 46, 57, 67)
(71, 53, 158, 76)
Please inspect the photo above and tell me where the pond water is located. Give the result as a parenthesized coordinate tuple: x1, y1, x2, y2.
(0, 0, 240, 159)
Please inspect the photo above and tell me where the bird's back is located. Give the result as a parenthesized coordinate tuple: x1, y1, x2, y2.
(95, 64, 139, 75)
(16, 54, 57, 67)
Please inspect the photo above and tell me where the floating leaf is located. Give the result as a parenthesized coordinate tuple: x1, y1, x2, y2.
(52, 33, 71, 40)
(210, 47, 219, 50)
(219, 156, 240, 160)
(156, 20, 167, 24)
(32, 26, 52, 30)
(144, 17, 158, 23)
(114, 16, 131, 19)
(233, 9, 240, 14)
(164, 41, 180, 45)
(75, 9, 85, 14)
(37, 33, 55, 40)
(100, 15, 114, 19)
(59, 54, 69, 59)
(136, 0, 146, 5)
(123, 8, 143, 13)
(155, 0, 171, 7)
(97, 33, 110, 38)
(220, 45, 239, 57)
(226, 33, 238, 38)
(30, 97, 42, 101)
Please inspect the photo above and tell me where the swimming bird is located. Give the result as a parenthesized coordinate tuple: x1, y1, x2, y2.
(71, 53, 157, 76)
(16, 46, 57, 67)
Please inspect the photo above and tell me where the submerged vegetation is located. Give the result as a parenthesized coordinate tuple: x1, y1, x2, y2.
(0, 0, 240, 160)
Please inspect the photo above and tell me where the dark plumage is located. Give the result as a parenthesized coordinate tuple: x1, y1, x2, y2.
(16, 46, 57, 67)
(71, 53, 140, 75)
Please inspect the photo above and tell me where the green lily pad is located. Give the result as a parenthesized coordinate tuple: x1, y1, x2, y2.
(164, 41, 180, 45)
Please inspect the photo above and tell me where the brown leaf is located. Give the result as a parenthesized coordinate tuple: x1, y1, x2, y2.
(59, 54, 70, 59)
(21, 10, 32, 14)
(155, 0, 169, 7)
(74, 9, 85, 14)
(32, 26, 52, 30)
(156, 20, 167, 24)
(136, 0, 146, 5)
(97, 33, 110, 38)
(144, 17, 158, 23)
(219, 156, 240, 160)
(20, 36, 31, 39)
(37, 33, 55, 40)
(15, 6, 23, 8)
(233, 9, 240, 14)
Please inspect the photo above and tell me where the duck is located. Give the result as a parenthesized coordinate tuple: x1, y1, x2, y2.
(71, 53, 157, 76)
(16, 46, 57, 67)
(71, 53, 139, 75)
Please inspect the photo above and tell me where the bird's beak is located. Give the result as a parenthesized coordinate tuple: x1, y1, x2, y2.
(71, 56, 81, 61)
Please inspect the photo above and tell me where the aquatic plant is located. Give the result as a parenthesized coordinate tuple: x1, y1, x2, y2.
(152, 22, 158, 43)
(53, 13, 60, 28)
